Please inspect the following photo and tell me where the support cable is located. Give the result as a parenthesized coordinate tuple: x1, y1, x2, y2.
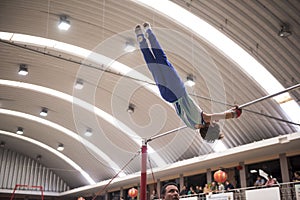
(92, 149, 141, 200)
(0, 40, 155, 86)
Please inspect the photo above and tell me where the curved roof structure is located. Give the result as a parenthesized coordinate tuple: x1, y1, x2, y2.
(0, 0, 299, 197)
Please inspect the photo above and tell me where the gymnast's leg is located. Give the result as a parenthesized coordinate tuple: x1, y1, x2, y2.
(136, 25, 173, 101)
(143, 23, 186, 102)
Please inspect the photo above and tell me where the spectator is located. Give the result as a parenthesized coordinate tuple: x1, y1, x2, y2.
(265, 175, 278, 187)
(160, 182, 179, 200)
(224, 180, 234, 191)
(254, 176, 265, 187)
(150, 189, 157, 200)
(217, 182, 225, 192)
(195, 185, 203, 194)
(187, 186, 196, 195)
(293, 171, 300, 182)
(203, 184, 211, 195)
(210, 182, 217, 193)
(180, 185, 188, 196)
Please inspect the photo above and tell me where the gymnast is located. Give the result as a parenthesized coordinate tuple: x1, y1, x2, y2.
(135, 22, 242, 142)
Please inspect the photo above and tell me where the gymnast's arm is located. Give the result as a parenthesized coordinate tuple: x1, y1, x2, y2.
(202, 106, 242, 123)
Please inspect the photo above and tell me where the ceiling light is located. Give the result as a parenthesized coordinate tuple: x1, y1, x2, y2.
(57, 143, 64, 151)
(58, 15, 71, 31)
(40, 108, 48, 117)
(127, 103, 135, 114)
(0, 141, 5, 148)
(250, 169, 257, 173)
(74, 79, 84, 90)
(16, 127, 24, 135)
(278, 24, 292, 38)
(185, 74, 195, 87)
(18, 64, 28, 76)
(124, 40, 136, 52)
(84, 128, 93, 137)
(36, 155, 42, 161)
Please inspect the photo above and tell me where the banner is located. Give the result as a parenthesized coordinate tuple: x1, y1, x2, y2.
(205, 192, 234, 200)
(296, 184, 300, 200)
(245, 187, 280, 200)
(180, 196, 197, 200)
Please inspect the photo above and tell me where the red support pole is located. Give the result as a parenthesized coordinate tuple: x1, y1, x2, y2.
(140, 140, 147, 200)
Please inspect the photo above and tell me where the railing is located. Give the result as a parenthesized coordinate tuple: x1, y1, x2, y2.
(179, 182, 300, 200)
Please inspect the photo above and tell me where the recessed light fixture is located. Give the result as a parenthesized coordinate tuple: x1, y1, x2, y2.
(40, 108, 48, 117)
(58, 15, 71, 31)
(84, 128, 93, 137)
(127, 103, 135, 114)
(16, 127, 24, 135)
(57, 143, 64, 151)
(278, 24, 292, 38)
(0, 141, 5, 148)
(74, 79, 84, 90)
(36, 155, 42, 161)
(185, 74, 195, 87)
(18, 64, 28, 76)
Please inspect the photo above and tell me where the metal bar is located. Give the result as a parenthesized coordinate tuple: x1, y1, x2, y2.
(147, 125, 187, 142)
(239, 83, 300, 109)
(191, 93, 300, 126)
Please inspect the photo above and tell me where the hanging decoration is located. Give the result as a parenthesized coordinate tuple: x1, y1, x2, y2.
(128, 188, 138, 198)
(214, 170, 227, 183)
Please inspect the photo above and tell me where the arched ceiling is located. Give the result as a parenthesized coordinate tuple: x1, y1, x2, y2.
(0, 0, 299, 195)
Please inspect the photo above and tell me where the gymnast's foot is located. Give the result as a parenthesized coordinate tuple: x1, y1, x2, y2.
(143, 22, 151, 30)
(143, 22, 151, 38)
(135, 25, 144, 42)
(135, 25, 143, 35)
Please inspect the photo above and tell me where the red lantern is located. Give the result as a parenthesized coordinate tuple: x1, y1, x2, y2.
(128, 188, 138, 198)
(214, 170, 227, 183)
(236, 165, 243, 170)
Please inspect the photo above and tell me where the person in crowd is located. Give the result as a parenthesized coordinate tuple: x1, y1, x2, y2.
(160, 182, 180, 200)
(203, 183, 211, 194)
(254, 176, 265, 187)
(195, 185, 203, 194)
(210, 181, 218, 193)
(224, 180, 234, 191)
(135, 22, 242, 142)
(265, 175, 278, 187)
(293, 171, 300, 182)
(187, 186, 196, 195)
(217, 182, 225, 192)
(150, 189, 157, 200)
(179, 185, 188, 196)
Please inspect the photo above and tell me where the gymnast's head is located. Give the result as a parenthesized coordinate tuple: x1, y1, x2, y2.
(199, 123, 224, 142)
